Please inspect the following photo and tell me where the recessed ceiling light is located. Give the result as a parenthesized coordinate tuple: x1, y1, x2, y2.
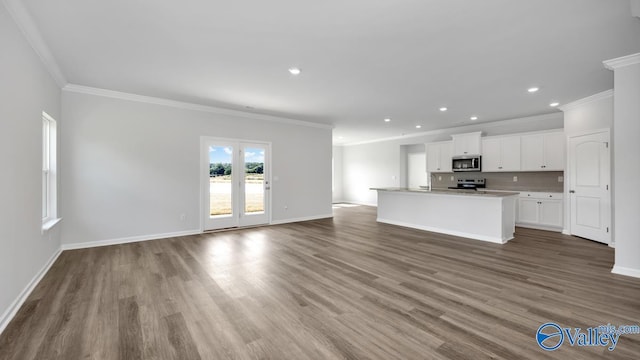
(384, 118, 391, 122)
(439, 107, 448, 112)
(549, 102, 560, 107)
(527, 87, 539, 93)
(415, 125, 422, 129)
(288, 67, 301, 75)
(470, 116, 478, 121)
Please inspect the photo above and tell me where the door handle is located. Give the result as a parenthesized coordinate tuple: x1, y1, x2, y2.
(569, 190, 575, 193)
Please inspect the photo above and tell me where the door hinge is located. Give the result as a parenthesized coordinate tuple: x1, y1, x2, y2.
(606, 184, 609, 190)
(606, 227, 609, 233)
(604, 142, 609, 148)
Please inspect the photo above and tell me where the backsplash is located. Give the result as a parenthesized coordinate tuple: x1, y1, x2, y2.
(430, 171, 564, 192)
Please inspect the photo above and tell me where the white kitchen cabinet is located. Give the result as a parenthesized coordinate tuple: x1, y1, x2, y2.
(426, 141, 452, 172)
(482, 136, 521, 172)
(517, 192, 563, 231)
(521, 132, 565, 171)
(518, 198, 540, 223)
(451, 132, 482, 156)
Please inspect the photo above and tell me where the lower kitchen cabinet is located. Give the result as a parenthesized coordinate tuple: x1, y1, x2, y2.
(517, 192, 563, 231)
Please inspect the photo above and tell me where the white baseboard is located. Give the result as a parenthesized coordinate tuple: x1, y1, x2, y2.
(516, 223, 563, 233)
(0, 248, 62, 335)
(340, 201, 377, 207)
(270, 214, 333, 225)
(377, 218, 509, 244)
(61, 229, 202, 250)
(611, 265, 640, 278)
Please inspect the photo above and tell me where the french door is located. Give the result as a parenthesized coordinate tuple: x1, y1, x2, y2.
(202, 138, 270, 231)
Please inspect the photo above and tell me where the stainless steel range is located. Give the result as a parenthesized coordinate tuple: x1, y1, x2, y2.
(448, 178, 486, 190)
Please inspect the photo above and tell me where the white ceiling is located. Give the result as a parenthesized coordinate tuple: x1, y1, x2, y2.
(22, 0, 640, 144)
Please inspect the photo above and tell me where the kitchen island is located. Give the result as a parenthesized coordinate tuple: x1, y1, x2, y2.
(371, 188, 519, 243)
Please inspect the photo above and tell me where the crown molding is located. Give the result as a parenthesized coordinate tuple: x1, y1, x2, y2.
(603, 53, 640, 70)
(558, 89, 613, 112)
(2, 0, 67, 87)
(62, 84, 334, 130)
(341, 112, 561, 146)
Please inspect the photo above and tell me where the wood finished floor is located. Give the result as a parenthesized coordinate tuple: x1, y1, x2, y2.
(1, 205, 640, 359)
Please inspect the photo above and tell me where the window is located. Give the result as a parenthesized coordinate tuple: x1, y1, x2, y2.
(42, 112, 58, 229)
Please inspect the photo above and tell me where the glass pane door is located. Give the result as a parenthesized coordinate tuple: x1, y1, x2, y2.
(209, 145, 234, 217)
(202, 138, 270, 231)
(244, 146, 265, 214)
(204, 141, 239, 230)
(239, 144, 269, 227)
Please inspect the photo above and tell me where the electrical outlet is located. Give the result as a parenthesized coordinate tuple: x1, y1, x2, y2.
(438, 176, 442, 181)
(179, 213, 186, 221)
(558, 176, 564, 182)
(513, 176, 518, 182)
(450, 176, 454, 181)
(284, 205, 288, 210)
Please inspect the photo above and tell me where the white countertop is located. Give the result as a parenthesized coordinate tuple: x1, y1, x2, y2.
(370, 187, 520, 198)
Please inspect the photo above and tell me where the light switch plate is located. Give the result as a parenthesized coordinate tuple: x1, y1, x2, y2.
(450, 176, 454, 181)
(558, 176, 564, 182)
(513, 176, 518, 182)
(438, 176, 442, 181)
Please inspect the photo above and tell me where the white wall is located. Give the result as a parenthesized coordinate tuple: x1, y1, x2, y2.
(343, 141, 402, 206)
(0, 4, 62, 330)
(609, 57, 640, 277)
(60, 91, 333, 246)
(342, 113, 564, 205)
(332, 145, 344, 203)
(563, 92, 613, 136)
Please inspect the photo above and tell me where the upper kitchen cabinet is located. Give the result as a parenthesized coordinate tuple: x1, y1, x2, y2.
(426, 141, 452, 173)
(482, 135, 521, 172)
(451, 132, 482, 156)
(521, 132, 565, 171)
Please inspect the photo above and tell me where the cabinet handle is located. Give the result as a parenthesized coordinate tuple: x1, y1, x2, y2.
(498, 166, 502, 169)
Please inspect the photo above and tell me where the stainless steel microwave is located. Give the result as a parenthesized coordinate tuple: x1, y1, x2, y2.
(452, 155, 481, 172)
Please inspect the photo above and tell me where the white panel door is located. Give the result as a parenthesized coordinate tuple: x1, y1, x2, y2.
(408, 152, 427, 188)
(202, 138, 270, 231)
(568, 131, 610, 244)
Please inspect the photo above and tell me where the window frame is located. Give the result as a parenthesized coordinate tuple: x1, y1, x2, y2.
(42, 111, 59, 231)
